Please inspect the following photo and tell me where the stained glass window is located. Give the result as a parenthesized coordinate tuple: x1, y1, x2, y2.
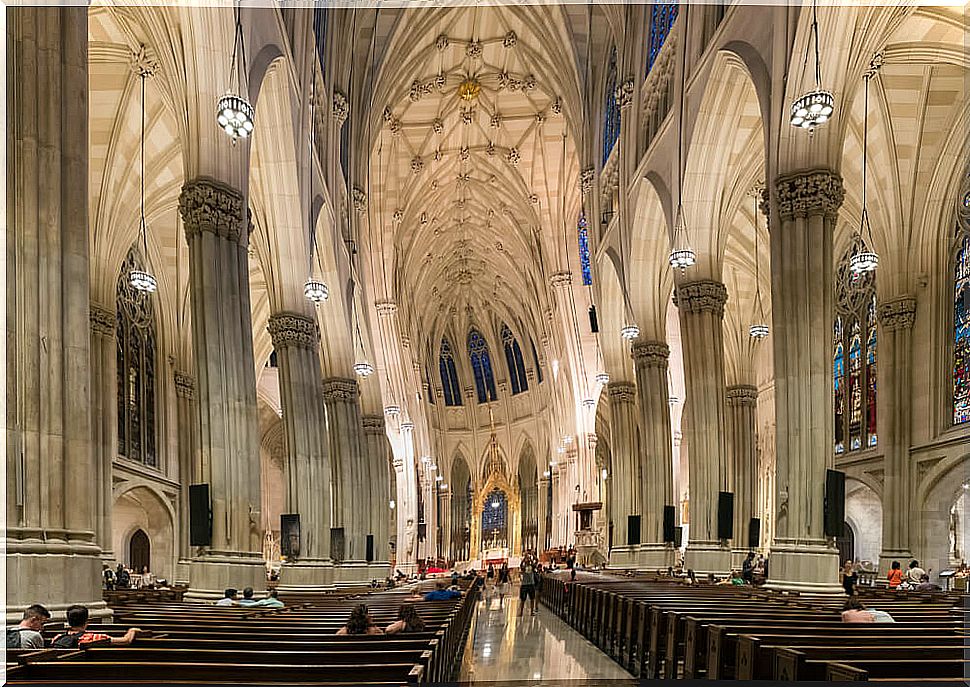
(439, 337, 462, 406)
(834, 241, 876, 453)
(312, 7, 328, 82)
(649, 0, 679, 72)
(482, 488, 508, 535)
(116, 246, 157, 468)
(531, 339, 543, 383)
(468, 329, 497, 404)
(603, 46, 620, 165)
(954, 234, 970, 424)
(501, 324, 529, 395)
(578, 213, 592, 286)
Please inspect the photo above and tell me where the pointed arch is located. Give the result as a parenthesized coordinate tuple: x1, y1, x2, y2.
(501, 323, 529, 395)
(439, 336, 463, 406)
(468, 328, 497, 403)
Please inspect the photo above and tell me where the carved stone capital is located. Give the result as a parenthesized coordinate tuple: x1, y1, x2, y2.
(174, 371, 196, 400)
(726, 384, 758, 407)
(616, 78, 635, 109)
(549, 271, 572, 288)
(352, 187, 367, 212)
(631, 340, 670, 367)
(759, 186, 770, 221)
(607, 381, 637, 404)
(267, 312, 319, 350)
(878, 295, 917, 331)
(674, 280, 728, 317)
(89, 303, 116, 335)
(322, 377, 360, 402)
(362, 414, 386, 435)
(332, 91, 349, 125)
(774, 169, 844, 222)
(579, 167, 595, 196)
(179, 178, 247, 245)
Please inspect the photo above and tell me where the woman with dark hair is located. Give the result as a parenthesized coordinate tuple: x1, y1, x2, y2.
(336, 604, 383, 635)
(385, 604, 425, 634)
(887, 560, 904, 589)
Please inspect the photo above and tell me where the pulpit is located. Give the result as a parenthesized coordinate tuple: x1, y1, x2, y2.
(572, 502, 605, 566)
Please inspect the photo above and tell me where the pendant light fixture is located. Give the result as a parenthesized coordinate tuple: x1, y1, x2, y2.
(849, 55, 881, 275)
(790, 0, 834, 131)
(217, 2, 254, 140)
(130, 66, 157, 294)
(304, 71, 329, 304)
(749, 190, 769, 339)
(352, 295, 374, 377)
(669, 7, 695, 271)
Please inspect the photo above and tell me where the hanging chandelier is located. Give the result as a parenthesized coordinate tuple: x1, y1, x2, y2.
(384, 404, 401, 417)
(595, 371, 610, 385)
(304, 72, 329, 304)
(620, 323, 640, 340)
(353, 360, 375, 377)
(582, 398, 596, 409)
(304, 279, 329, 303)
(669, 16, 696, 271)
(130, 67, 157, 294)
(749, 190, 769, 339)
(850, 56, 881, 276)
(790, 0, 834, 130)
(749, 324, 770, 339)
(668, 205, 696, 270)
(217, 4, 254, 140)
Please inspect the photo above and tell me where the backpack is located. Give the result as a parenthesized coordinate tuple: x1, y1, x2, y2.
(6, 628, 25, 648)
(51, 631, 85, 649)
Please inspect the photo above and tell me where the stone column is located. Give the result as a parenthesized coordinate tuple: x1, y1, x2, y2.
(362, 414, 391, 572)
(174, 370, 197, 584)
(6, 6, 107, 621)
(267, 313, 333, 586)
(767, 169, 844, 592)
(877, 296, 917, 563)
(726, 384, 758, 562)
(89, 305, 117, 563)
(322, 377, 368, 578)
(179, 178, 264, 596)
(438, 490, 452, 562)
(631, 341, 676, 567)
(538, 475, 550, 552)
(674, 281, 733, 573)
(606, 382, 639, 566)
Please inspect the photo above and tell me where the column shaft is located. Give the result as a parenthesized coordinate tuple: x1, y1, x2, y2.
(727, 385, 758, 555)
(323, 377, 367, 565)
(363, 414, 391, 566)
(89, 305, 117, 562)
(607, 382, 638, 561)
(174, 371, 197, 578)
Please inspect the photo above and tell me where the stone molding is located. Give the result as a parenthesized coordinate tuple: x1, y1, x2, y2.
(549, 271, 572, 288)
(631, 340, 669, 367)
(267, 312, 319, 350)
(774, 169, 844, 222)
(607, 381, 637, 404)
(674, 280, 728, 317)
(174, 371, 196, 400)
(726, 384, 758, 407)
(878, 295, 917, 331)
(362, 415, 386, 435)
(322, 377, 359, 402)
(179, 178, 247, 244)
(90, 303, 116, 334)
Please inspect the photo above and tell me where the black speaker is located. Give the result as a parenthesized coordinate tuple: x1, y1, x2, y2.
(331, 527, 345, 562)
(281, 514, 301, 558)
(588, 305, 600, 333)
(365, 534, 375, 563)
(627, 515, 641, 545)
(662, 505, 676, 543)
(717, 491, 735, 541)
(824, 469, 846, 537)
(188, 484, 211, 547)
(673, 526, 683, 547)
(748, 517, 761, 549)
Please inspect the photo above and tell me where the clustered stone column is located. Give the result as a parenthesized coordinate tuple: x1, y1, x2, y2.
(322, 377, 367, 572)
(631, 341, 675, 566)
(362, 414, 392, 571)
(726, 384, 758, 560)
(877, 296, 917, 563)
(767, 169, 844, 592)
(607, 381, 639, 563)
(179, 178, 264, 595)
(174, 370, 197, 577)
(675, 280, 732, 573)
(89, 305, 117, 563)
(267, 313, 333, 584)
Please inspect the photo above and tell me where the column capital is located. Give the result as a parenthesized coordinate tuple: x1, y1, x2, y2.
(332, 91, 349, 126)
(631, 340, 669, 366)
(674, 280, 728, 317)
(178, 177, 247, 245)
(322, 377, 359, 402)
(174, 371, 196, 400)
(774, 168, 844, 222)
(352, 187, 367, 212)
(607, 381, 637, 403)
(267, 312, 319, 350)
(89, 303, 116, 334)
(726, 384, 758, 407)
(878, 295, 917, 331)
(549, 271, 572, 288)
(616, 78, 635, 109)
(362, 414, 386, 435)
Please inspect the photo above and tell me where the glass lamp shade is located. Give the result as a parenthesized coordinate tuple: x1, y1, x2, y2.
(620, 323, 640, 340)
(849, 249, 879, 275)
(790, 89, 835, 130)
(129, 269, 157, 294)
(749, 323, 770, 339)
(595, 371, 610, 385)
(304, 279, 329, 303)
(582, 398, 596, 409)
(353, 360, 375, 377)
(400, 421, 415, 431)
(669, 247, 697, 270)
(216, 93, 255, 140)
(384, 404, 401, 417)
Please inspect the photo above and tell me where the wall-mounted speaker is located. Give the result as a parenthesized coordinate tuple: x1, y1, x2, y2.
(717, 491, 735, 541)
(188, 484, 211, 547)
(588, 305, 600, 333)
(627, 515, 641, 545)
(281, 514, 301, 558)
(824, 469, 846, 537)
(673, 526, 683, 548)
(663, 505, 676, 543)
(748, 517, 761, 549)
(365, 534, 375, 563)
(331, 527, 345, 562)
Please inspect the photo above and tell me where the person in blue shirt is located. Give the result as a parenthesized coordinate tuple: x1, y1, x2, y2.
(424, 581, 462, 601)
(238, 587, 259, 606)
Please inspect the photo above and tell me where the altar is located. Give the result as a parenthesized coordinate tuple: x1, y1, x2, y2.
(483, 547, 509, 568)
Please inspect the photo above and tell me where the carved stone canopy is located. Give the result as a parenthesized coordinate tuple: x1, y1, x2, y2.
(726, 384, 758, 406)
(362, 414, 386, 435)
(774, 169, 845, 222)
(267, 312, 319, 350)
(631, 340, 670, 367)
(878, 295, 917, 331)
(174, 371, 196, 400)
(179, 178, 247, 245)
(322, 377, 360, 402)
(90, 303, 116, 334)
(673, 280, 729, 317)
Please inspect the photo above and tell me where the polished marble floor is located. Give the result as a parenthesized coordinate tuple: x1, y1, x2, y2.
(458, 588, 635, 683)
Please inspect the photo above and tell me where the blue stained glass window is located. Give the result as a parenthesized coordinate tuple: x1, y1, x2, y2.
(312, 8, 328, 82)
(578, 213, 592, 286)
(481, 489, 508, 533)
(648, 0, 679, 72)
(468, 329, 497, 404)
(954, 234, 970, 424)
(603, 46, 620, 165)
(501, 324, 529, 395)
(439, 337, 462, 407)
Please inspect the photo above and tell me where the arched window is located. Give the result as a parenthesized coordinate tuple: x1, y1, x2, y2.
(467, 329, 497, 404)
(953, 233, 970, 424)
(117, 246, 158, 467)
(834, 242, 877, 453)
(531, 339, 543, 384)
(578, 212, 592, 286)
(602, 46, 620, 165)
(648, 0, 679, 72)
(439, 337, 462, 407)
(501, 324, 529, 395)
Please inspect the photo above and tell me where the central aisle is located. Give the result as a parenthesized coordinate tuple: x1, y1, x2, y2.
(458, 590, 635, 683)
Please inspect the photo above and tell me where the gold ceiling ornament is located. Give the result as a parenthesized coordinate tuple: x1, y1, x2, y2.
(458, 77, 482, 101)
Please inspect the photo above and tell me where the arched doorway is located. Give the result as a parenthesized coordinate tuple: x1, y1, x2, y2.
(836, 521, 855, 565)
(129, 529, 150, 572)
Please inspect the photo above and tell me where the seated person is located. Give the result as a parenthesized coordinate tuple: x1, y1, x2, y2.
(915, 574, 941, 592)
(424, 580, 462, 601)
(238, 587, 258, 606)
(336, 604, 383, 635)
(254, 589, 284, 608)
(841, 597, 895, 623)
(52, 605, 143, 647)
(385, 604, 425, 634)
(7, 604, 51, 649)
(216, 588, 238, 606)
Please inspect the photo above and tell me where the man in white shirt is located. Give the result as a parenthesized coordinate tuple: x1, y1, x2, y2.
(6, 604, 51, 649)
(215, 588, 238, 606)
(906, 560, 927, 584)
